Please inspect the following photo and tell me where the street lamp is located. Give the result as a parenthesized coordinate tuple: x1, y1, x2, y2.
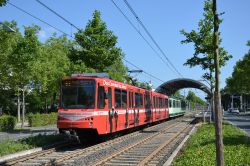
(0, 22, 15, 32)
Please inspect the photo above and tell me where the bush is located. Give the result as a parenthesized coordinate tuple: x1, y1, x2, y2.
(0, 115, 16, 131)
(27, 112, 58, 127)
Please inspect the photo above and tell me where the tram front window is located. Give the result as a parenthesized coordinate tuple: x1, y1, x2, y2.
(61, 80, 95, 109)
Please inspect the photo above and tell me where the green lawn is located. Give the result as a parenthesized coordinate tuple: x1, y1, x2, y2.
(0, 134, 67, 157)
(173, 123, 250, 166)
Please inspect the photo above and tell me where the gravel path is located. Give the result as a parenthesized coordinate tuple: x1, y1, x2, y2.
(0, 125, 58, 141)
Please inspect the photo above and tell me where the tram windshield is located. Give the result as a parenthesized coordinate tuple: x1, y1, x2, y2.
(61, 79, 95, 109)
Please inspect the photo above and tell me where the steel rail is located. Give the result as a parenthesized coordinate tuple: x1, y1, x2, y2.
(3, 116, 192, 166)
(50, 121, 173, 163)
(50, 119, 183, 165)
(91, 121, 185, 166)
(138, 124, 192, 165)
(0, 141, 74, 166)
(2, 120, 170, 165)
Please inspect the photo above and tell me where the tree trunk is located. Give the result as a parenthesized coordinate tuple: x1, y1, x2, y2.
(213, 0, 224, 165)
(17, 89, 21, 122)
(210, 69, 214, 122)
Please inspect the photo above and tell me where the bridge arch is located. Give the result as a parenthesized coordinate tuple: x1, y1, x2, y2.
(155, 78, 211, 97)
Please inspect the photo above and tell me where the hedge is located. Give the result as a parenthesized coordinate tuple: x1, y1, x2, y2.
(0, 115, 16, 131)
(27, 112, 58, 127)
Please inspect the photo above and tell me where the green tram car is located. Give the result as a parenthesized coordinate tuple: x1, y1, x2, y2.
(168, 97, 190, 117)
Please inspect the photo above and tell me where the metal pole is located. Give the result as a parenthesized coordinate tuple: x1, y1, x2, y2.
(240, 95, 243, 111)
(21, 89, 25, 128)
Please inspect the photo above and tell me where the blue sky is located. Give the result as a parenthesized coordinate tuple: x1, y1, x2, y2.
(1, 0, 250, 98)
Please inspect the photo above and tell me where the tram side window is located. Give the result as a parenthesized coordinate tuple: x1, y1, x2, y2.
(165, 99, 168, 108)
(98, 86, 105, 109)
(160, 98, 163, 108)
(159, 98, 161, 108)
(156, 97, 159, 108)
(153, 97, 156, 108)
(158, 98, 161, 108)
(129, 92, 134, 108)
(169, 99, 172, 108)
(115, 89, 121, 108)
(132, 92, 134, 108)
(135, 93, 143, 108)
(162, 98, 165, 108)
(128, 92, 131, 108)
(122, 90, 127, 108)
(145, 93, 150, 108)
(108, 87, 112, 109)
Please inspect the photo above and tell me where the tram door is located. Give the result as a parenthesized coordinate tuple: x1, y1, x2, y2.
(156, 97, 160, 120)
(145, 91, 152, 122)
(128, 91, 135, 125)
(107, 87, 117, 133)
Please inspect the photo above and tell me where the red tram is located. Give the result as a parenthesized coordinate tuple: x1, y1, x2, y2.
(57, 73, 169, 140)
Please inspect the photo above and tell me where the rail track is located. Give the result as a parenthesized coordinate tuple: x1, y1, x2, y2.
(0, 115, 195, 166)
(91, 119, 193, 166)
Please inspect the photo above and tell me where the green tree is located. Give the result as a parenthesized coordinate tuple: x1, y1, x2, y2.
(0, 0, 8, 6)
(186, 91, 206, 108)
(9, 24, 41, 94)
(172, 91, 183, 99)
(0, 21, 20, 90)
(4, 24, 42, 124)
(0, 21, 20, 115)
(180, 0, 231, 85)
(225, 41, 250, 93)
(73, 10, 123, 72)
(31, 35, 71, 112)
(106, 54, 128, 82)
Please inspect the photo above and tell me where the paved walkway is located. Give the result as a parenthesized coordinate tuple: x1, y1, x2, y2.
(0, 123, 58, 141)
(223, 112, 250, 136)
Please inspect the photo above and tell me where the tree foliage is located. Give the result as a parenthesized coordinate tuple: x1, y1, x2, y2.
(186, 91, 206, 106)
(0, 10, 129, 115)
(225, 41, 250, 93)
(73, 10, 123, 72)
(0, 0, 8, 7)
(180, 0, 232, 82)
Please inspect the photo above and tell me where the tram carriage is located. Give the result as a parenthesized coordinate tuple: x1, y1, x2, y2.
(57, 73, 170, 140)
(168, 98, 187, 117)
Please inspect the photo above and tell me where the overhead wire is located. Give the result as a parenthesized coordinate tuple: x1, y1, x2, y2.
(123, 58, 164, 83)
(35, 0, 81, 31)
(9, 1, 164, 84)
(34, 0, 165, 84)
(123, 0, 183, 78)
(109, 0, 172, 70)
(7, 2, 72, 38)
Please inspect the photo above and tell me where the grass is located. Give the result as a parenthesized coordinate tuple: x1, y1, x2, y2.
(173, 123, 250, 166)
(0, 134, 67, 157)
